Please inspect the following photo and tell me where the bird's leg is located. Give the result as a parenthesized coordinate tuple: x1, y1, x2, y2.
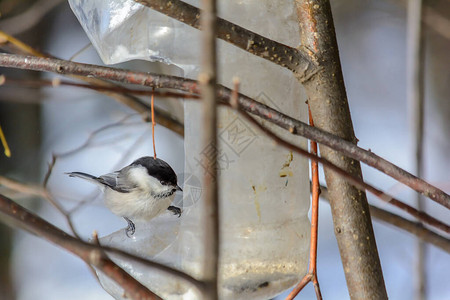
(124, 217, 135, 237)
(167, 206, 182, 217)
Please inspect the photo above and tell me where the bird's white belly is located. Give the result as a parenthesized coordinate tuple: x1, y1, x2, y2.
(104, 188, 174, 221)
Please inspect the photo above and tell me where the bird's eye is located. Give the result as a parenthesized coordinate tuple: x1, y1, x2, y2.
(160, 180, 167, 185)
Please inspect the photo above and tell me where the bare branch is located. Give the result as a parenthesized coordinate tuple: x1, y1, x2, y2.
(318, 185, 450, 254)
(0, 176, 46, 198)
(232, 109, 450, 234)
(0, 193, 161, 300)
(133, 0, 319, 81)
(0, 53, 447, 209)
(0, 31, 184, 136)
(370, 206, 450, 254)
(2, 77, 198, 99)
(0, 193, 205, 297)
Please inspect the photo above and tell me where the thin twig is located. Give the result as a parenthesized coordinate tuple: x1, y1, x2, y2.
(40, 116, 145, 239)
(54, 114, 141, 159)
(0, 31, 43, 57)
(309, 107, 322, 300)
(69, 42, 92, 61)
(26, 155, 82, 239)
(0, 123, 11, 157)
(0, 53, 447, 209)
(0, 176, 46, 198)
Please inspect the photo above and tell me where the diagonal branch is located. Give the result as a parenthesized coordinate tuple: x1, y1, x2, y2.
(133, 0, 319, 81)
(318, 185, 450, 254)
(0, 53, 448, 210)
(0, 193, 161, 300)
(0, 31, 184, 136)
(231, 109, 449, 234)
(0, 193, 205, 297)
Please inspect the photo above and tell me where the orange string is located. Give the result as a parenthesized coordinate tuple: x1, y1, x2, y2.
(151, 88, 157, 159)
(286, 104, 322, 300)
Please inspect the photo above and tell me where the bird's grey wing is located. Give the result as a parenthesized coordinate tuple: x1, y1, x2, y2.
(99, 170, 136, 193)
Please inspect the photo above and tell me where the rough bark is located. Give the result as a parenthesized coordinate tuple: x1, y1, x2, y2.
(294, 1, 388, 299)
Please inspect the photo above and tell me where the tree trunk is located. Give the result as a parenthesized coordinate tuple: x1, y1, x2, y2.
(294, 1, 388, 299)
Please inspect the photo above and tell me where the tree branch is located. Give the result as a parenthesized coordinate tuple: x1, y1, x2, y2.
(0, 193, 205, 297)
(0, 193, 161, 300)
(369, 206, 450, 254)
(0, 53, 448, 209)
(0, 31, 184, 136)
(318, 185, 450, 254)
(0, 75, 187, 136)
(232, 110, 449, 234)
(133, 0, 319, 81)
(1, 77, 198, 100)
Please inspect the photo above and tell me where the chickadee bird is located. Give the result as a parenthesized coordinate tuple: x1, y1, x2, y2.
(66, 156, 182, 237)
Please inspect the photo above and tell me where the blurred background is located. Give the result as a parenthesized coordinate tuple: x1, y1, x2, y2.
(0, 0, 449, 299)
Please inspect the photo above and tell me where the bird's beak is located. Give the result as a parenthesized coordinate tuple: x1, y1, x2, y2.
(176, 185, 183, 192)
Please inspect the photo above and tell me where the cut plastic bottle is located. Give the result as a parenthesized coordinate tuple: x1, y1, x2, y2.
(69, 0, 311, 299)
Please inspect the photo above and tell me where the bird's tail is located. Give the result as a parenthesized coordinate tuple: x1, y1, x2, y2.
(66, 172, 101, 184)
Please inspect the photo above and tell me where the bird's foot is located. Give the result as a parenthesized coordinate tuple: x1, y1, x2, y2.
(124, 217, 135, 237)
(167, 206, 182, 218)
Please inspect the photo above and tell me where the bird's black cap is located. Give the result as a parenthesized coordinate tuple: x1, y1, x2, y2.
(131, 156, 179, 188)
